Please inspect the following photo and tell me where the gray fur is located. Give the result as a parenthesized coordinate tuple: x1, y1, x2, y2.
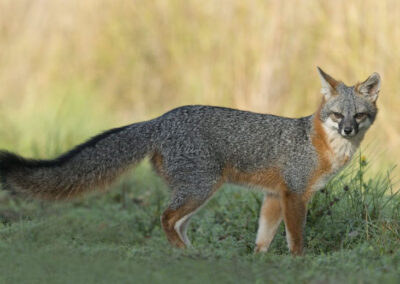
(0, 105, 321, 203)
(153, 106, 318, 208)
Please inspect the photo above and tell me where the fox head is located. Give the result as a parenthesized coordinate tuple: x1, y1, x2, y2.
(317, 67, 380, 139)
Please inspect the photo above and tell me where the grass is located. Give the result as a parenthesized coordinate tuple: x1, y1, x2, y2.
(0, 157, 400, 283)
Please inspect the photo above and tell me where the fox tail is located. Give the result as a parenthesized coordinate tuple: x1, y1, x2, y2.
(0, 121, 155, 200)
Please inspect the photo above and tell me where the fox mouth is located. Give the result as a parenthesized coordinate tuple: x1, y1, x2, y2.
(340, 131, 357, 138)
(341, 134, 355, 139)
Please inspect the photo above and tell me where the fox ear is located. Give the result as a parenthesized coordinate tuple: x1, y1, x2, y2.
(317, 67, 339, 100)
(357, 72, 381, 103)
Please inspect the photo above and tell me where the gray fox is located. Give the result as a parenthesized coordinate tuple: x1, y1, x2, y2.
(0, 68, 380, 255)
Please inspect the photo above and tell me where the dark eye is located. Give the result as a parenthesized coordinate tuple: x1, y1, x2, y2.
(332, 112, 344, 119)
(355, 113, 367, 120)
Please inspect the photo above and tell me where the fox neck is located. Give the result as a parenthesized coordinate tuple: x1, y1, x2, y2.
(323, 123, 363, 164)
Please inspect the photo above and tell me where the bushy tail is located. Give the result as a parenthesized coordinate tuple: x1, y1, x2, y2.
(0, 121, 155, 200)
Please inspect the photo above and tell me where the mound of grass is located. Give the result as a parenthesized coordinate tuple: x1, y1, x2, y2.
(0, 157, 399, 283)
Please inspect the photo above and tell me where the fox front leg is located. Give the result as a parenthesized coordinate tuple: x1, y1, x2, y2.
(255, 193, 282, 253)
(281, 191, 307, 256)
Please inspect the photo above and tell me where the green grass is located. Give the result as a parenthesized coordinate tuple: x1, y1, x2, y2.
(0, 158, 400, 283)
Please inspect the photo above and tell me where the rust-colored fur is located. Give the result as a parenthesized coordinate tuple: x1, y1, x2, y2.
(161, 205, 194, 248)
(305, 107, 333, 199)
(255, 195, 282, 253)
(280, 191, 307, 255)
(7, 166, 128, 200)
(222, 165, 286, 193)
(151, 151, 170, 183)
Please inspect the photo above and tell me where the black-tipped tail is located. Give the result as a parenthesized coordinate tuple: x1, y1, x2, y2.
(0, 151, 28, 194)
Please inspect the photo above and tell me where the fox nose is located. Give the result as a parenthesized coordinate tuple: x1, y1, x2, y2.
(344, 127, 353, 135)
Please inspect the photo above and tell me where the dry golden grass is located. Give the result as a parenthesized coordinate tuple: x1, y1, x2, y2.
(0, 0, 399, 173)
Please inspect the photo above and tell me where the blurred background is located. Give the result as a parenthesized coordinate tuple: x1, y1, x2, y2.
(0, 0, 398, 174)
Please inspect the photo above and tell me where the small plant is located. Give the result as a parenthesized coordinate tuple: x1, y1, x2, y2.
(307, 154, 400, 253)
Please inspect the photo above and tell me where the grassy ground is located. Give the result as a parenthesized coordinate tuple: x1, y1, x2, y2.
(0, 158, 399, 284)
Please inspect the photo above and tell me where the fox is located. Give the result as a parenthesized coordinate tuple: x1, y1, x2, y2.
(0, 68, 380, 255)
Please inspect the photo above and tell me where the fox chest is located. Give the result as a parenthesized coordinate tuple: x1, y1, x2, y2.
(311, 136, 358, 192)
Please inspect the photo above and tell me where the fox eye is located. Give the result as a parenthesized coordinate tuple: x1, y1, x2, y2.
(331, 112, 344, 120)
(355, 113, 367, 120)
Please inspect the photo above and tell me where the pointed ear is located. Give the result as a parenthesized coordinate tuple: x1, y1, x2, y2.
(317, 67, 339, 100)
(357, 72, 381, 103)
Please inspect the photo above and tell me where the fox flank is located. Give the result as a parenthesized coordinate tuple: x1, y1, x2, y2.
(0, 68, 380, 255)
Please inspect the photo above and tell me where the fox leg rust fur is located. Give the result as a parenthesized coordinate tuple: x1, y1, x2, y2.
(255, 193, 282, 253)
(281, 192, 308, 256)
(255, 192, 309, 255)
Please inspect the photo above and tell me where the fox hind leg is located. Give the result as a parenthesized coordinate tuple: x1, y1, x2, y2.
(255, 193, 282, 253)
(161, 182, 220, 248)
(161, 203, 199, 248)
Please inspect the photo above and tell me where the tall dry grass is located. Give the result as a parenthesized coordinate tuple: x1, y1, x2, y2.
(0, 0, 399, 173)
